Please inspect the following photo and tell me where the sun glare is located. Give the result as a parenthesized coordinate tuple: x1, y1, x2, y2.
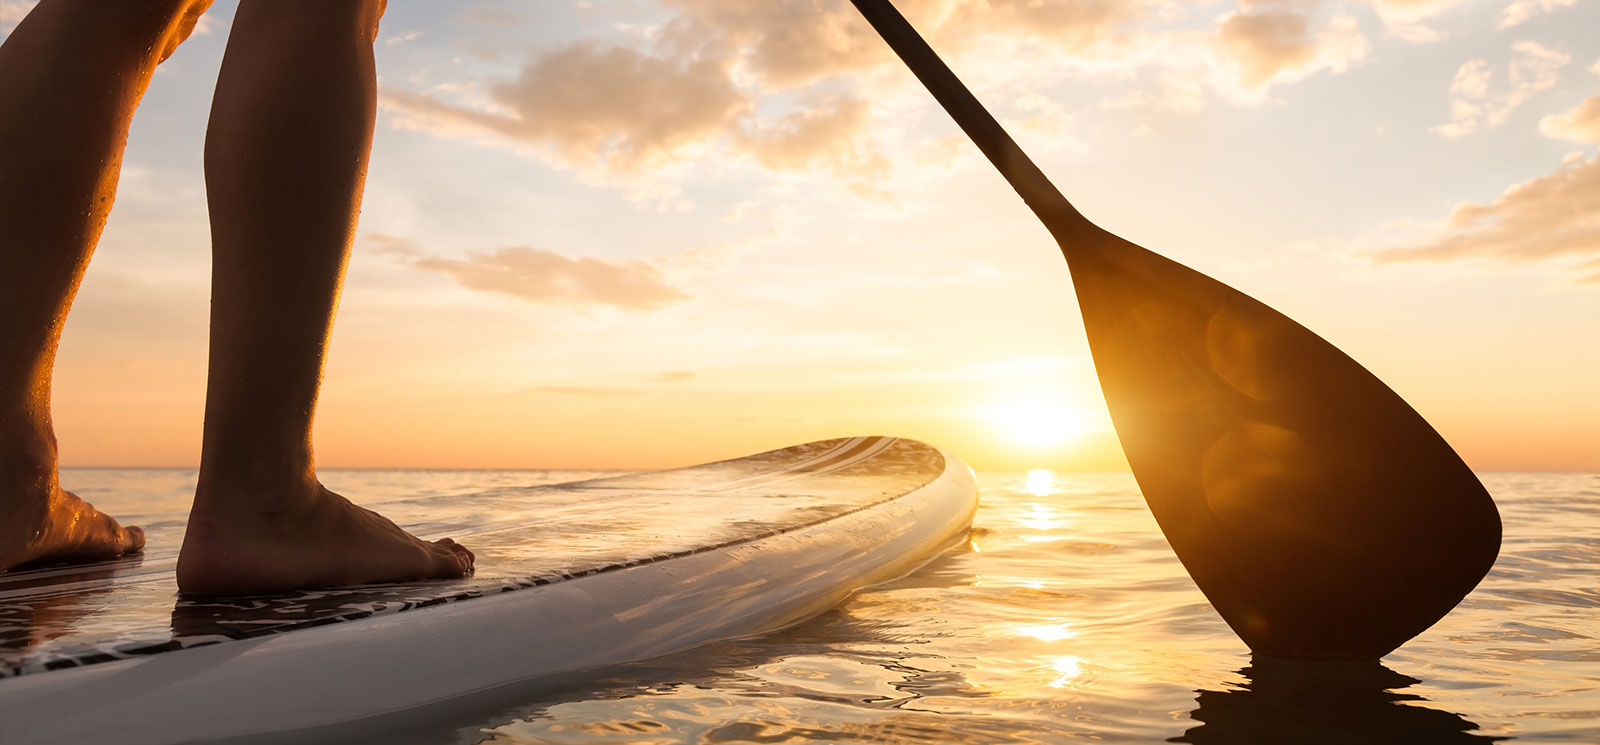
(1024, 468, 1054, 496)
(1047, 655, 1085, 688)
(1016, 622, 1078, 642)
(988, 395, 1091, 450)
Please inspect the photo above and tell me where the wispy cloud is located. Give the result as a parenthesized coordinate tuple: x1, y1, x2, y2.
(733, 94, 887, 179)
(1431, 41, 1570, 138)
(1538, 58, 1600, 143)
(382, 43, 748, 174)
(366, 234, 692, 311)
(1540, 97, 1600, 143)
(1213, 10, 1367, 95)
(376, 0, 1386, 204)
(411, 245, 691, 310)
(1369, 153, 1600, 281)
(1, 0, 37, 32)
(385, 30, 425, 46)
(1497, 0, 1578, 29)
(1362, 0, 1471, 43)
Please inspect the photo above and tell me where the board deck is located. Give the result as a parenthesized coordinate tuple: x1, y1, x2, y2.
(0, 437, 977, 744)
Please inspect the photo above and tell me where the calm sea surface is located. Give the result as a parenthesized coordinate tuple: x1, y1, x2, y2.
(58, 468, 1600, 744)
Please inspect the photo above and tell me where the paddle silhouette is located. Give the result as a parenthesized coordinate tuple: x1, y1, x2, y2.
(848, 0, 1501, 659)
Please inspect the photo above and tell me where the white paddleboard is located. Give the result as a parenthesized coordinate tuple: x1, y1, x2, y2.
(0, 436, 977, 744)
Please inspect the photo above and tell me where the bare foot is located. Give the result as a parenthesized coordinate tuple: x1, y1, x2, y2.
(0, 469, 145, 573)
(177, 481, 473, 596)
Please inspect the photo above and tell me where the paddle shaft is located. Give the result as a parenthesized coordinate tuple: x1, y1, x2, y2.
(848, 0, 1089, 232)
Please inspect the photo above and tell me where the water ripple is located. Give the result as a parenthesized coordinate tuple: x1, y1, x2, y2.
(57, 468, 1600, 744)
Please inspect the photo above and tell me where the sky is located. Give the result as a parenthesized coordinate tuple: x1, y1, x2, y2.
(2, 0, 1597, 472)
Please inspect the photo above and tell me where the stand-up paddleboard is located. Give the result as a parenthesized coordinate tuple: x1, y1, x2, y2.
(0, 437, 977, 745)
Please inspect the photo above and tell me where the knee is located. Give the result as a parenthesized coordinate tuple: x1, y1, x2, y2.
(20, 0, 214, 63)
(159, 1, 217, 62)
(343, 0, 389, 40)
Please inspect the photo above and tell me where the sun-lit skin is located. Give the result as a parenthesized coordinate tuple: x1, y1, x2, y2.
(2, 0, 1596, 475)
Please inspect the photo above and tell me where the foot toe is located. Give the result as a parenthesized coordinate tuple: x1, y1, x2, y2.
(452, 542, 475, 569)
(443, 539, 472, 563)
(427, 539, 472, 577)
(124, 525, 147, 555)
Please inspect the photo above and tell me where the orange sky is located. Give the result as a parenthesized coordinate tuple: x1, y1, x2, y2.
(8, 0, 1598, 472)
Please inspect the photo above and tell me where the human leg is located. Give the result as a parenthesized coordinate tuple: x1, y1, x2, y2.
(0, 0, 211, 572)
(176, 0, 472, 596)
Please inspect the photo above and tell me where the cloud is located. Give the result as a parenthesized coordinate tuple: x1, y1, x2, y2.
(651, 371, 697, 383)
(382, 43, 748, 174)
(380, 39, 891, 191)
(385, 30, 424, 46)
(1098, 71, 1208, 114)
(659, 0, 891, 89)
(943, 0, 1142, 47)
(662, 0, 1146, 90)
(1, 0, 36, 32)
(1369, 153, 1600, 281)
(1432, 60, 1494, 138)
(733, 94, 887, 178)
(1359, 0, 1468, 42)
(411, 246, 692, 310)
(1540, 97, 1600, 143)
(1497, 0, 1578, 29)
(1011, 94, 1090, 150)
(1213, 10, 1367, 94)
(1431, 41, 1570, 138)
(365, 233, 422, 258)
(378, 0, 1384, 198)
(1382, 22, 1448, 44)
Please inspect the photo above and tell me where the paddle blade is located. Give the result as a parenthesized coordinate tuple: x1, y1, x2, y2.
(1056, 224, 1501, 659)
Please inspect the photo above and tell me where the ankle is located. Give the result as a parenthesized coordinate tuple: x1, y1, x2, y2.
(0, 434, 56, 536)
(194, 459, 321, 517)
(0, 419, 59, 477)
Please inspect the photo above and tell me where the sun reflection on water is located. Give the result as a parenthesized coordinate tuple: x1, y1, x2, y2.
(1015, 622, 1078, 642)
(1024, 468, 1055, 496)
(1019, 503, 1067, 532)
(1046, 655, 1085, 688)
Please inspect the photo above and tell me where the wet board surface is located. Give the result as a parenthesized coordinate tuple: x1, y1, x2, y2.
(0, 437, 977, 745)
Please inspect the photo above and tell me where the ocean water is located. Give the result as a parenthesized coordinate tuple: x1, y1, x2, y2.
(55, 468, 1600, 744)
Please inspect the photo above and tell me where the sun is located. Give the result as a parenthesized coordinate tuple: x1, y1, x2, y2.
(987, 394, 1092, 449)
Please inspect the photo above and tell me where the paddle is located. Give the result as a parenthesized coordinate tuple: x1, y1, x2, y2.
(848, 0, 1501, 660)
